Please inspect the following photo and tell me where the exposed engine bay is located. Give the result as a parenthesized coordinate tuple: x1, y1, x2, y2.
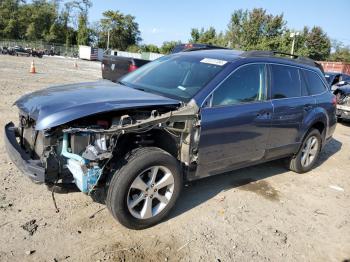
(18, 102, 200, 193)
(334, 87, 350, 106)
(334, 85, 350, 119)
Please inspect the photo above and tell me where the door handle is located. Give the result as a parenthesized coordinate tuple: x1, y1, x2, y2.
(256, 111, 271, 119)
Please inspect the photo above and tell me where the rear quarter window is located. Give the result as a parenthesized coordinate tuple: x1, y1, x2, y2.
(270, 64, 301, 99)
(303, 70, 327, 95)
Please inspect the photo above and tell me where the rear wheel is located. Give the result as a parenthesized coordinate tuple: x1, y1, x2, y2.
(288, 129, 322, 173)
(106, 147, 182, 229)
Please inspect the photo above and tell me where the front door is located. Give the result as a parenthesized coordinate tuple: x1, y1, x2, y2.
(195, 63, 272, 179)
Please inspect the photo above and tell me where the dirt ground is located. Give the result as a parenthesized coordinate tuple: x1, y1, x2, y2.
(0, 55, 349, 262)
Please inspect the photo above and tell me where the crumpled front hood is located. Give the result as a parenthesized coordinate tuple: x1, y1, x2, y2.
(15, 81, 180, 130)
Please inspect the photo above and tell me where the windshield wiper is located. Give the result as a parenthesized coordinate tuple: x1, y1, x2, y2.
(133, 87, 146, 92)
(118, 81, 145, 92)
(117, 80, 127, 86)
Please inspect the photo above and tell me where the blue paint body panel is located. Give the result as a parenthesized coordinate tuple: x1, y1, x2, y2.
(189, 53, 336, 180)
(7, 49, 337, 183)
(15, 80, 180, 130)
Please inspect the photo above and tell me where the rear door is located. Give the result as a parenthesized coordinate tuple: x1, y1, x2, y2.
(267, 64, 315, 157)
(303, 70, 336, 135)
(195, 63, 272, 178)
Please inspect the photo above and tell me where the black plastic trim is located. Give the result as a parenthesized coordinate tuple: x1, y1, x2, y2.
(4, 122, 45, 183)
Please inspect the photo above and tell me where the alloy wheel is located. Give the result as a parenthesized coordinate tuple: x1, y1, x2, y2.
(127, 166, 175, 219)
(301, 136, 319, 168)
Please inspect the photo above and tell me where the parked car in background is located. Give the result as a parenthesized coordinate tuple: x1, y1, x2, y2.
(325, 72, 350, 90)
(13, 46, 30, 57)
(5, 49, 336, 229)
(0, 46, 5, 54)
(101, 44, 227, 82)
(1, 46, 44, 58)
(333, 84, 350, 120)
(30, 49, 44, 58)
(6, 47, 16, 56)
(44, 48, 61, 56)
(102, 55, 150, 82)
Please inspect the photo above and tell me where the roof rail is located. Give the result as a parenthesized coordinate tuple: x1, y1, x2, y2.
(182, 45, 228, 52)
(242, 50, 300, 58)
(241, 50, 322, 71)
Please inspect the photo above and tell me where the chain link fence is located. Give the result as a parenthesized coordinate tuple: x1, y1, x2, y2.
(0, 39, 79, 57)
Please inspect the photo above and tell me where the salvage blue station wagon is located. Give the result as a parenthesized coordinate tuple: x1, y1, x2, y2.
(5, 49, 337, 229)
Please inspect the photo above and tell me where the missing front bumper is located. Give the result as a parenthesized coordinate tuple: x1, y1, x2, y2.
(4, 122, 46, 183)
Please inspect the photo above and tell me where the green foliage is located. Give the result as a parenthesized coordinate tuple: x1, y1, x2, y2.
(77, 14, 89, 45)
(0, 0, 57, 40)
(98, 10, 141, 50)
(329, 41, 350, 62)
(160, 41, 181, 54)
(189, 27, 227, 46)
(187, 9, 332, 60)
(0, 0, 22, 39)
(0, 4, 343, 61)
(304, 26, 331, 60)
(0, 0, 92, 46)
(226, 8, 286, 51)
(141, 44, 159, 53)
(126, 44, 141, 53)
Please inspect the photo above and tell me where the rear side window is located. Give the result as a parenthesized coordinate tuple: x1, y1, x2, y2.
(303, 71, 326, 95)
(270, 65, 301, 99)
(299, 69, 309, 96)
(212, 64, 266, 106)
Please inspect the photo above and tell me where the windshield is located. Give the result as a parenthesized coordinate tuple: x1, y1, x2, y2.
(324, 74, 334, 85)
(120, 54, 227, 101)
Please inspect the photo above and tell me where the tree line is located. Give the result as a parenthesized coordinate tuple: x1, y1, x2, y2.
(0, 0, 141, 49)
(187, 8, 349, 62)
(0, 1, 349, 62)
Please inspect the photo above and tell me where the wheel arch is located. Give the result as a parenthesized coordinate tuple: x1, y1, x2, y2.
(299, 108, 328, 149)
(116, 129, 180, 160)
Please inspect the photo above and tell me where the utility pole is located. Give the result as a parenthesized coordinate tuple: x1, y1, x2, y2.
(290, 31, 300, 55)
(107, 29, 110, 50)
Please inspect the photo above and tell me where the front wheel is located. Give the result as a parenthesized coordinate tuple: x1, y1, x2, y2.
(106, 147, 182, 229)
(288, 129, 322, 173)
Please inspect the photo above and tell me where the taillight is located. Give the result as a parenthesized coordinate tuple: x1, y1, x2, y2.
(128, 64, 138, 72)
(332, 95, 337, 106)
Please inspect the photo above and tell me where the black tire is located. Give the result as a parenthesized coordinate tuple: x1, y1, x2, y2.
(106, 147, 182, 229)
(288, 129, 322, 173)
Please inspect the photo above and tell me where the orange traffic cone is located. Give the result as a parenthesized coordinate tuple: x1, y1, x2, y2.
(74, 60, 78, 69)
(30, 60, 36, 74)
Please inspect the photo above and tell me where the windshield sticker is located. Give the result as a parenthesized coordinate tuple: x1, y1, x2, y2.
(200, 58, 227, 66)
(177, 85, 186, 91)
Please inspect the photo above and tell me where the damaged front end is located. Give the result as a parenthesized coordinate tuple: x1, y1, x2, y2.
(60, 132, 111, 193)
(5, 101, 200, 194)
(334, 86, 350, 119)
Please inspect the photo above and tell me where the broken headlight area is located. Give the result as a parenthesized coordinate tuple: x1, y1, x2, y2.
(36, 103, 197, 194)
(334, 88, 350, 107)
(61, 132, 114, 194)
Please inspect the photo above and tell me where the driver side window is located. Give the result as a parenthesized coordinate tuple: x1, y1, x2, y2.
(212, 64, 266, 106)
